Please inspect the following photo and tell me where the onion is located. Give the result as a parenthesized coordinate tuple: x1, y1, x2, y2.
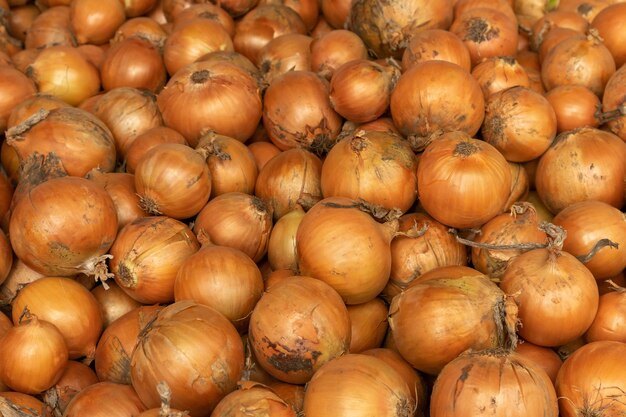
(10, 48, 40, 74)
(233, 4, 307, 65)
(193, 192, 272, 262)
(174, 244, 264, 331)
(449, 7, 519, 66)
(401, 29, 471, 73)
(329, 59, 400, 123)
(263, 70, 343, 153)
(590, 3, 626, 68)
(172, 4, 236, 37)
(500, 224, 599, 347)
(389, 268, 518, 374)
(43, 361, 99, 416)
(538, 27, 583, 64)
(91, 281, 143, 329)
(264, 269, 296, 290)
(70, 0, 126, 45)
(310, 29, 368, 80)
(504, 161, 531, 210)
(535, 128, 626, 214)
(7, 4, 40, 43)
(530, 10, 589, 52)
(77, 93, 104, 113)
(123, 0, 159, 17)
(76, 44, 107, 70)
(164, 18, 234, 76)
(247, 141, 281, 171)
(0, 392, 47, 416)
(86, 171, 148, 232)
(417, 131, 511, 229)
(454, 0, 517, 21)
(6, 107, 116, 177)
(311, 16, 333, 37)
(541, 30, 616, 96)
(109, 216, 200, 304)
(296, 197, 398, 304)
(556, 0, 612, 22)
(349, 0, 453, 59)
(0, 65, 36, 135)
(0, 311, 68, 395)
(64, 382, 146, 416)
(157, 60, 263, 146)
(134, 143, 211, 219)
(259, 0, 319, 31)
(320, 130, 417, 214)
(266, 381, 304, 415)
(249, 276, 350, 383)
(303, 353, 415, 416)
(211, 381, 295, 417)
(0, 173, 11, 232)
(430, 349, 558, 417)
(195, 50, 261, 84)
(471, 56, 530, 98)
(210, 0, 259, 17)
(100, 37, 167, 93)
(597, 271, 626, 296)
(390, 61, 485, 152)
(196, 131, 258, 197)
(24, 6, 74, 49)
(124, 126, 187, 174)
(585, 282, 626, 343)
(482, 86, 557, 162)
(12, 276, 103, 361)
(94, 305, 162, 384)
(544, 85, 602, 132)
(602, 63, 626, 141)
(241, 333, 277, 385)
(160, 0, 193, 21)
(556, 341, 626, 417)
(267, 205, 305, 271)
(320, 0, 351, 29)
(92, 87, 163, 158)
(112, 17, 168, 48)
(130, 301, 244, 417)
(258, 33, 313, 85)
(552, 200, 626, 279)
(25, 45, 100, 106)
(347, 297, 389, 353)
(0, 258, 44, 306)
(517, 49, 541, 72)
(7, 93, 70, 132)
(515, 340, 563, 383)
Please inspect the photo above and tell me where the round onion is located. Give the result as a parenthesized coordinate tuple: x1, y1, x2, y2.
(585, 283, 626, 343)
(515, 340, 563, 384)
(0, 65, 36, 133)
(12, 276, 103, 361)
(530, 10, 589, 52)
(124, 126, 187, 174)
(265, 381, 305, 415)
(174, 244, 264, 331)
(401, 28, 471, 73)
(347, 297, 389, 353)
(43, 360, 99, 416)
(91, 281, 143, 329)
(193, 192, 273, 262)
(172, 4, 236, 37)
(24, 6, 74, 49)
(556, 0, 613, 22)
(590, 3, 626, 68)
(296, 197, 398, 304)
(258, 33, 313, 85)
(112, 17, 168, 48)
(0, 392, 47, 415)
(544, 84, 602, 132)
(259, 0, 319, 31)
(109, 216, 200, 304)
(471, 56, 530, 98)
(70, 0, 126, 45)
(248, 141, 281, 171)
(538, 27, 583, 64)
(602, 63, 626, 141)
(64, 382, 146, 416)
(267, 205, 305, 271)
(390, 61, 485, 152)
(310, 29, 368, 80)
(130, 301, 244, 417)
(211, 381, 295, 417)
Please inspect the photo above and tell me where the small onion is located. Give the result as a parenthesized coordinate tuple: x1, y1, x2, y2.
(70, 0, 126, 45)
(64, 382, 146, 416)
(124, 126, 187, 174)
(91, 281, 143, 329)
(471, 56, 530, 98)
(267, 205, 305, 271)
(401, 29, 471, 73)
(247, 141, 281, 171)
(24, 6, 74, 49)
(515, 340, 563, 384)
(211, 381, 295, 417)
(43, 361, 99, 416)
(259, 0, 319, 31)
(347, 297, 389, 353)
(12, 277, 103, 361)
(0, 312, 68, 395)
(109, 216, 200, 304)
(303, 353, 415, 417)
(193, 192, 273, 262)
(8, 5, 40, 42)
(530, 10, 589, 52)
(544, 85, 602, 132)
(249, 276, 351, 384)
(172, 4, 236, 37)
(76, 44, 107, 70)
(309, 29, 368, 80)
(112, 17, 168, 48)
(0, 65, 36, 133)
(585, 283, 626, 343)
(258, 33, 313, 85)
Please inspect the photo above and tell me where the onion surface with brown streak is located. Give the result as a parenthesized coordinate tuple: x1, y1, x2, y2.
(257, 33, 312, 85)
(471, 56, 530, 98)
(172, 4, 236, 37)
(211, 381, 296, 417)
(112, 17, 168, 48)
(401, 29, 471, 72)
(259, 0, 319, 31)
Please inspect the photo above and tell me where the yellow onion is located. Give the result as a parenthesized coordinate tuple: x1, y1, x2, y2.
(515, 340, 563, 384)
(585, 283, 626, 343)
(504, 161, 530, 210)
(471, 56, 530, 98)
(211, 381, 296, 417)
(24, 5, 73, 49)
(296, 197, 398, 304)
(70, 0, 126, 45)
(124, 126, 187, 175)
(172, 4, 236, 37)
(249, 276, 351, 383)
(430, 349, 558, 417)
(389, 268, 519, 374)
(0, 392, 47, 416)
(591, 3, 626, 68)
(0, 66, 36, 133)
(347, 297, 389, 353)
(530, 10, 588, 52)
(267, 205, 305, 271)
(259, 0, 319, 31)
(5, 107, 116, 177)
(544, 85, 602, 133)
(401, 28, 471, 72)
(109, 216, 200, 304)
(94, 305, 162, 384)
(112, 17, 168, 48)
(12, 277, 103, 361)
(0, 312, 68, 394)
(258, 33, 313, 85)
(254, 148, 323, 221)
(136, 382, 189, 417)
(64, 382, 146, 416)
(193, 192, 273, 262)
(174, 244, 264, 331)
(90, 281, 143, 329)
(134, 143, 211, 220)
(0, 258, 44, 306)
(130, 301, 244, 417)
(43, 360, 99, 416)
(266, 381, 304, 414)
(602, 64, 626, 141)
(310, 29, 368, 80)
(303, 353, 415, 416)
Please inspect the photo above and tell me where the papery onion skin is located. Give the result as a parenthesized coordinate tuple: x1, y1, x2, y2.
(24, 6, 74, 49)
(63, 382, 146, 416)
(590, 3, 626, 68)
(602, 63, 626, 141)
(172, 4, 236, 37)
(258, 33, 313, 86)
(211, 381, 296, 417)
(584, 288, 626, 343)
(471, 56, 530, 99)
(401, 28, 471, 73)
(91, 281, 143, 329)
(0, 258, 44, 307)
(267, 205, 305, 271)
(259, 0, 319, 31)
(43, 360, 99, 416)
(310, 29, 369, 80)
(112, 17, 168, 48)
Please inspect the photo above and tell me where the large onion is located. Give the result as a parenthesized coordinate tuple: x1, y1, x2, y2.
(24, 6, 74, 49)
(401, 28, 471, 72)
(309, 29, 368, 80)
(70, 0, 126, 45)
(64, 382, 146, 416)
(590, 3, 626, 68)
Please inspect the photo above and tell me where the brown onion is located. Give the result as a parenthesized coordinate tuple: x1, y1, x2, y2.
(401, 29, 471, 73)
(10, 48, 39, 74)
(64, 382, 146, 416)
(211, 381, 296, 417)
(70, 0, 126, 45)
(320, 130, 417, 213)
(0, 258, 44, 306)
(320, 0, 350, 29)
(76, 44, 107, 70)
(602, 63, 626, 141)
(208, 0, 258, 17)
(504, 161, 531, 210)
(91, 281, 143, 329)
(12, 277, 103, 361)
(0, 392, 47, 415)
(590, 3, 626, 68)
(310, 29, 368, 80)
(556, 0, 612, 22)
(0, 65, 36, 134)
(471, 56, 530, 98)
(112, 17, 168, 48)
(124, 126, 187, 174)
(94, 305, 162, 384)
(196, 131, 258, 197)
(391, 61, 485, 151)
(0, 312, 68, 394)
(6, 107, 116, 177)
(172, 4, 236, 37)
(535, 128, 626, 214)
(259, 0, 319, 31)
(552, 200, 626, 279)
(193, 192, 273, 262)
(545, 84, 602, 132)
(157, 60, 262, 146)
(265, 382, 304, 415)
(109, 216, 200, 304)
(296, 197, 398, 304)
(7, 4, 39, 43)
(195, 50, 261, 83)
(530, 10, 589, 52)
(24, 6, 74, 49)
(134, 143, 211, 219)
(347, 297, 389, 353)
(263, 70, 343, 153)
(101, 37, 167, 93)
(130, 301, 244, 417)
(515, 340, 563, 384)
(43, 361, 99, 416)
(247, 141, 281, 171)
(258, 33, 313, 85)
(538, 27, 583, 64)
(174, 244, 264, 331)
(585, 283, 626, 343)
(249, 276, 351, 383)
(123, 0, 159, 17)
(267, 205, 305, 271)
(0, 172, 11, 232)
